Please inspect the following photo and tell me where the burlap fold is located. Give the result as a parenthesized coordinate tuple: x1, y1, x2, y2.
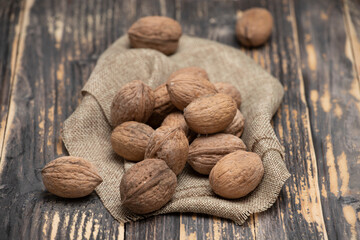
(62, 35, 290, 225)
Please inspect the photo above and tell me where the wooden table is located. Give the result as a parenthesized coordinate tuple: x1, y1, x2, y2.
(1, 0, 359, 239)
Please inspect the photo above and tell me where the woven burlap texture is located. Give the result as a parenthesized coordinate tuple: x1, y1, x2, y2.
(62, 35, 290, 225)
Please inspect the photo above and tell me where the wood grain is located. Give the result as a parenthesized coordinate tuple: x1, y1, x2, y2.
(294, 0, 360, 239)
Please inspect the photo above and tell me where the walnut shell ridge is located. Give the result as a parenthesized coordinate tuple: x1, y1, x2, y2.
(111, 121, 154, 161)
(214, 82, 242, 108)
(184, 93, 237, 134)
(41, 156, 103, 198)
(145, 126, 189, 175)
(188, 133, 246, 175)
(166, 73, 217, 110)
(110, 80, 155, 127)
(222, 109, 245, 137)
(128, 16, 182, 55)
(120, 158, 177, 214)
(209, 150, 264, 199)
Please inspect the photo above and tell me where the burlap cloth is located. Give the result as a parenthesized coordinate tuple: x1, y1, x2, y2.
(62, 35, 290, 225)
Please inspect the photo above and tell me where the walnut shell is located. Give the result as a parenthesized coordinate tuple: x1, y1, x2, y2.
(111, 80, 155, 127)
(128, 16, 182, 55)
(236, 8, 273, 47)
(188, 133, 246, 175)
(41, 156, 103, 198)
(111, 121, 154, 161)
(209, 150, 264, 199)
(145, 126, 189, 175)
(120, 158, 177, 214)
(184, 93, 237, 134)
(214, 82, 242, 108)
(168, 67, 209, 81)
(166, 73, 217, 110)
(147, 83, 176, 128)
(222, 109, 245, 137)
(161, 111, 189, 137)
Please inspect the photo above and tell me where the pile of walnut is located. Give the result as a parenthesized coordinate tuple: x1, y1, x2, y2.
(110, 66, 264, 214)
(41, 10, 271, 213)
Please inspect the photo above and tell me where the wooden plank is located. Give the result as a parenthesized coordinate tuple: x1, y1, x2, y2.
(294, 0, 360, 239)
(0, 0, 128, 238)
(0, 0, 24, 160)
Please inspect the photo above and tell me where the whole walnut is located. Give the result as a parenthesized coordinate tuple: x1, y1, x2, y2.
(161, 111, 196, 141)
(120, 158, 177, 214)
(145, 126, 189, 175)
(166, 73, 217, 110)
(111, 80, 155, 127)
(168, 67, 209, 81)
(184, 93, 237, 134)
(222, 109, 245, 137)
(209, 150, 264, 199)
(188, 133, 246, 175)
(236, 8, 273, 47)
(111, 121, 154, 161)
(42, 156, 103, 198)
(128, 16, 182, 55)
(214, 82, 242, 108)
(147, 83, 176, 128)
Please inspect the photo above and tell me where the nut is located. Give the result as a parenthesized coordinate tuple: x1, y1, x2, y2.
(145, 126, 189, 175)
(111, 80, 155, 127)
(222, 109, 245, 137)
(209, 150, 264, 199)
(128, 16, 182, 55)
(236, 8, 273, 47)
(166, 73, 217, 110)
(41, 156, 103, 198)
(168, 67, 209, 81)
(120, 158, 177, 214)
(214, 82, 242, 108)
(161, 111, 191, 139)
(184, 93, 237, 134)
(188, 133, 246, 175)
(147, 83, 176, 128)
(111, 121, 154, 161)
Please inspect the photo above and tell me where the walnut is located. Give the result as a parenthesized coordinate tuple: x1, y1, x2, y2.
(166, 73, 217, 110)
(120, 158, 177, 214)
(161, 111, 196, 141)
(236, 8, 273, 47)
(222, 109, 245, 137)
(111, 121, 154, 161)
(188, 133, 246, 175)
(145, 126, 189, 175)
(214, 82, 242, 108)
(128, 16, 182, 55)
(168, 67, 209, 81)
(111, 80, 155, 127)
(209, 150, 264, 199)
(41, 156, 103, 198)
(184, 93, 237, 134)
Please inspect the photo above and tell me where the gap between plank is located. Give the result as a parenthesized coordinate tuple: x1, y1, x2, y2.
(288, 0, 329, 239)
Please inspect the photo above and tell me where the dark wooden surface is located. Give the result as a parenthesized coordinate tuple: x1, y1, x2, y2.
(0, 0, 359, 239)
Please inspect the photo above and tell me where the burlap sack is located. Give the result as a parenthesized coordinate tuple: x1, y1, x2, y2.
(62, 35, 290, 225)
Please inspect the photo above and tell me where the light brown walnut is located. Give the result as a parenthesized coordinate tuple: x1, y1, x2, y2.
(222, 109, 245, 137)
(214, 82, 242, 108)
(168, 67, 209, 81)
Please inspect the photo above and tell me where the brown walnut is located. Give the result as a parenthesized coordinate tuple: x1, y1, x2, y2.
(214, 82, 242, 108)
(209, 150, 264, 199)
(166, 73, 217, 110)
(111, 121, 154, 161)
(41, 156, 103, 198)
(236, 8, 273, 47)
(168, 67, 209, 81)
(161, 111, 195, 141)
(184, 93, 237, 134)
(145, 126, 189, 175)
(110, 80, 155, 127)
(188, 133, 246, 175)
(147, 83, 176, 128)
(128, 16, 182, 55)
(120, 158, 177, 214)
(222, 109, 245, 137)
